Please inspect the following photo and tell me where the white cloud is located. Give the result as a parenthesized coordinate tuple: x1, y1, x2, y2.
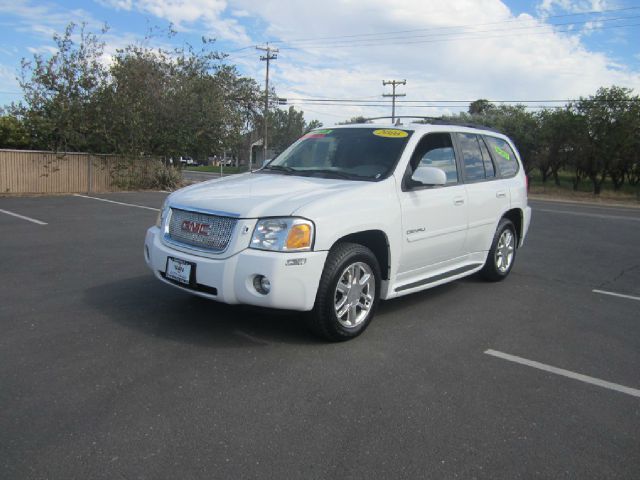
(96, 0, 133, 9)
(224, 0, 640, 125)
(26, 45, 59, 55)
(0, 1, 104, 38)
(99, 0, 251, 43)
(537, 0, 609, 14)
(0, 63, 21, 102)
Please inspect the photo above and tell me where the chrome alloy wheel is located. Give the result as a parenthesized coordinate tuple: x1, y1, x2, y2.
(334, 262, 375, 328)
(495, 229, 515, 273)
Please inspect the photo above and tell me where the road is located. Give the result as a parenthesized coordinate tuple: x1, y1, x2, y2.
(0, 193, 638, 479)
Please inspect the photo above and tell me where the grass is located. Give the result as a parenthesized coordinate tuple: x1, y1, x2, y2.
(528, 170, 640, 204)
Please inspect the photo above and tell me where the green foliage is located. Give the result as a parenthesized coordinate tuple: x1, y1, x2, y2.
(339, 116, 370, 125)
(16, 22, 108, 152)
(468, 99, 495, 115)
(571, 86, 639, 193)
(0, 113, 29, 148)
(268, 106, 322, 152)
(446, 90, 640, 195)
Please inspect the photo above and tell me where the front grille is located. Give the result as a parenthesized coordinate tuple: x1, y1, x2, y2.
(167, 208, 237, 252)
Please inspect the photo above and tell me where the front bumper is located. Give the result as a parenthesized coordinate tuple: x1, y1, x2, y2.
(144, 227, 328, 311)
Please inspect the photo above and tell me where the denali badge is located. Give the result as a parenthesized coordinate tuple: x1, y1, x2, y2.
(181, 220, 212, 236)
(406, 227, 426, 235)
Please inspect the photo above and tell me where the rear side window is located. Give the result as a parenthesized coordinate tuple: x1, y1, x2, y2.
(456, 133, 485, 182)
(484, 136, 519, 177)
(478, 137, 495, 178)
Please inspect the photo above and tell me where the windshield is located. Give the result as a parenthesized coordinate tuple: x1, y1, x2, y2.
(261, 128, 413, 181)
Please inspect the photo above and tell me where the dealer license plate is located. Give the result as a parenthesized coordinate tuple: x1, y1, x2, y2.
(165, 257, 194, 285)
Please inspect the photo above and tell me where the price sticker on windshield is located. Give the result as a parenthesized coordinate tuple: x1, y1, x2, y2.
(373, 129, 409, 138)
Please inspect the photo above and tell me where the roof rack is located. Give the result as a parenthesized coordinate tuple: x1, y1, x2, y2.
(358, 116, 503, 134)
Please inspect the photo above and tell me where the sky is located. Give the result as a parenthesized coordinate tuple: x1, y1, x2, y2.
(0, 0, 639, 126)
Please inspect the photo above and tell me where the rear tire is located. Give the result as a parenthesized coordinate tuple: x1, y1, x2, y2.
(480, 218, 517, 282)
(308, 242, 381, 341)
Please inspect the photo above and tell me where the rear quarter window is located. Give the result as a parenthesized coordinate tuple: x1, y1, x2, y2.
(484, 136, 519, 178)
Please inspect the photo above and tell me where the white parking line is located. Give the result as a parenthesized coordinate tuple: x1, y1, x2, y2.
(592, 289, 640, 302)
(484, 349, 640, 398)
(536, 208, 640, 222)
(0, 208, 47, 225)
(73, 194, 159, 211)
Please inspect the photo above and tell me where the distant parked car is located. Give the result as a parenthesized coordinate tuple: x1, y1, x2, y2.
(180, 156, 199, 167)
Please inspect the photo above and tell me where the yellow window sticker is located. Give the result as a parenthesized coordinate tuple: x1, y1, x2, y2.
(373, 129, 409, 138)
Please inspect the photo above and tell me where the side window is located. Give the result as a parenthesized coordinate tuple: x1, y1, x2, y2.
(410, 133, 458, 184)
(478, 137, 495, 178)
(484, 136, 519, 178)
(456, 133, 485, 182)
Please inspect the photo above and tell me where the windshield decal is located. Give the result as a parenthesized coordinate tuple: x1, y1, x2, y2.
(373, 129, 409, 138)
(301, 129, 333, 140)
(494, 145, 511, 161)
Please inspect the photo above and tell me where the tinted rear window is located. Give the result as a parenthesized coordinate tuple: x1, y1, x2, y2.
(484, 136, 519, 178)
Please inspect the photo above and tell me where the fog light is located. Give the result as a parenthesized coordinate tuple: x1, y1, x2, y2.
(253, 275, 271, 295)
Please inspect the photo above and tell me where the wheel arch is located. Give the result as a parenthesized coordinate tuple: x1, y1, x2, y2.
(330, 230, 391, 280)
(502, 208, 524, 246)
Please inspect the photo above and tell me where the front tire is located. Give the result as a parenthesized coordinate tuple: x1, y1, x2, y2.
(308, 242, 381, 341)
(480, 218, 517, 282)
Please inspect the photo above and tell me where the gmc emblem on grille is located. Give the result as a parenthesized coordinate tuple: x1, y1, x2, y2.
(181, 220, 212, 236)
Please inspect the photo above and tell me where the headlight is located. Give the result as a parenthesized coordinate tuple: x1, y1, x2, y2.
(250, 218, 314, 252)
(156, 198, 170, 227)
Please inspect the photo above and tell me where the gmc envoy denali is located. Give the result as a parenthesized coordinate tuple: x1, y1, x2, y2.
(145, 123, 531, 340)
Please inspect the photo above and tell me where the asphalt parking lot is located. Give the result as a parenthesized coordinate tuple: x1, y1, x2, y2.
(1, 191, 639, 479)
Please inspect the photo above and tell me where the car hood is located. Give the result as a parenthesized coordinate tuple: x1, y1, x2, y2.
(169, 172, 368, 218)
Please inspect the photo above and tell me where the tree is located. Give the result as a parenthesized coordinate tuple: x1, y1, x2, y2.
(536, 108, 584, 186)
(339, 116, 369, 125)
(16, 22, 108, 152)
(573, 86, 639, 194)
(468, 99, 495, 115)
(474, 105, 540, 174)
(0, 113, 29, 149)
(268, 106, 310, 152)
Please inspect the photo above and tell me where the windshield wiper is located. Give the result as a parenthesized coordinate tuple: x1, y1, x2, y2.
(299, 169, 368, 180)
(261, 165, 298, 174)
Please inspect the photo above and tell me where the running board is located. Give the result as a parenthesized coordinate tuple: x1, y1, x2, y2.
(395, 263, 483, 292)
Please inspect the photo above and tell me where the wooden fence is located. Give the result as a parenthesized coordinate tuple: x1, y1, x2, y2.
(0, 149, 164, 194)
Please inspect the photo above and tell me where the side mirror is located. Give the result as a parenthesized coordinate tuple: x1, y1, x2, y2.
(410, 166, 447, 186)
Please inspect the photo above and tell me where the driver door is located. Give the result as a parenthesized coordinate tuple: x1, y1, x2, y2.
(397, 132, 468, 282)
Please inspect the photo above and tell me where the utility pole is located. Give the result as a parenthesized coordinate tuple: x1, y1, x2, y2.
(257, 44, 278, 163)
(382, 79, 406, 123)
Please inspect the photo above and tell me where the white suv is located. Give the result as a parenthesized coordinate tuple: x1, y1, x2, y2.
(145, 123, 531, 340)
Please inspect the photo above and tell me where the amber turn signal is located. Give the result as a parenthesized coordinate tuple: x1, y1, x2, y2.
(286, 224, 312, 250)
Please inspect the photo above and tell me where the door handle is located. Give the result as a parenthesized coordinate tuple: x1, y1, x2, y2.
(454, 197, 465, 206)
(496, 190, 507, 198)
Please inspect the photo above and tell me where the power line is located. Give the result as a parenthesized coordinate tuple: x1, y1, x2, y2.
(286, 102, 566, 110)
(279, 13, 640, 48)
(227, 6, 640, 55)
(286, 97, 640, 104)
(276, 20, 640, 51)
(264, 6, 640, 45)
